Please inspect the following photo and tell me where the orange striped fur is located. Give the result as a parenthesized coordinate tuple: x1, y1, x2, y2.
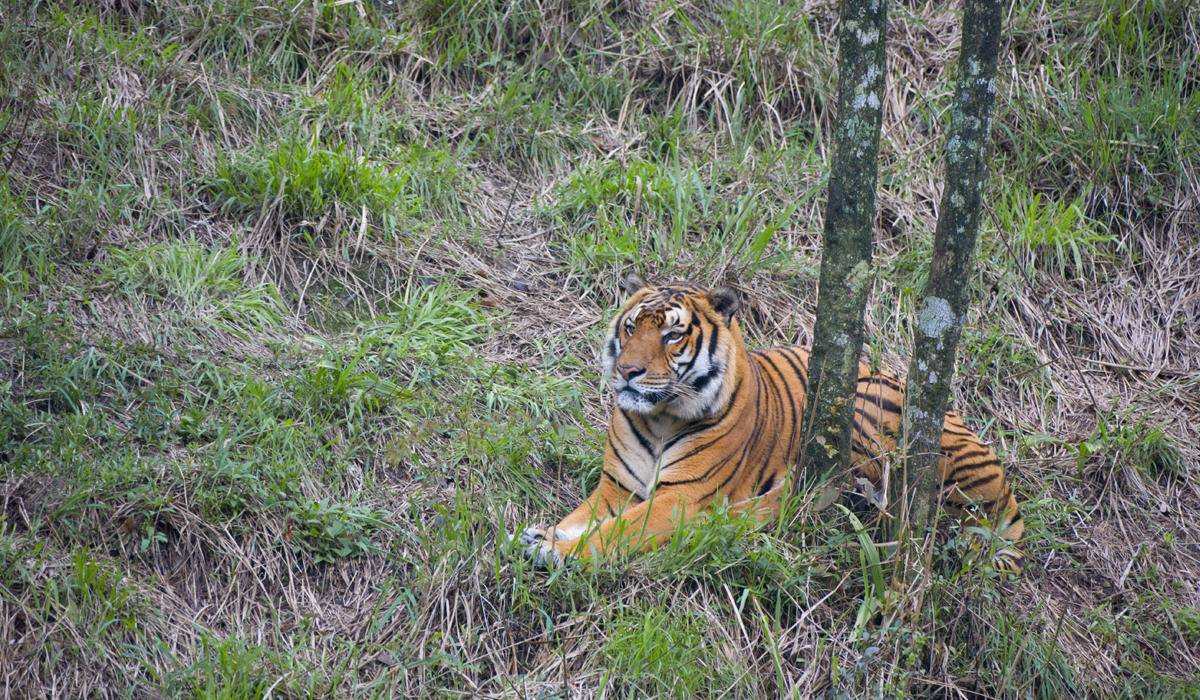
(520, 280, 1024, 573)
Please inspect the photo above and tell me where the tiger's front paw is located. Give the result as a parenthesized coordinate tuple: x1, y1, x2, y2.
(517, 526, 571, 568)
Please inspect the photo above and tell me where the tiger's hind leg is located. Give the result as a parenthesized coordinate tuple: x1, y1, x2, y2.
(937, 412, 1024, 573)
(848, 377, 1025, 575)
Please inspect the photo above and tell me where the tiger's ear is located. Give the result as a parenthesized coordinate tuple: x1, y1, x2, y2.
(709, 287, 740, 322)
(619, 272, 647, 295)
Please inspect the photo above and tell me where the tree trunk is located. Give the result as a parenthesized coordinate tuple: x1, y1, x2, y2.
(891, 0, 1004, 581)
(799, 0, 888, 481)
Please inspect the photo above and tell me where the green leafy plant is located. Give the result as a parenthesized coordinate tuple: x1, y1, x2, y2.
(287, 499, 384, 564)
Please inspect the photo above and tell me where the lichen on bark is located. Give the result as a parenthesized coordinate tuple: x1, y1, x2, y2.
(799, 0, 889, 483)
(891, 0, 1005, 578)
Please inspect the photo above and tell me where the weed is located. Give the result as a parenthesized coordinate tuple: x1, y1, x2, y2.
(645, 504, 812, 602)
(210, 139, 410, 230)
(167, 635, 277, 699)
(1076, 413, 1185, 483)
(287, 498, 384, 564)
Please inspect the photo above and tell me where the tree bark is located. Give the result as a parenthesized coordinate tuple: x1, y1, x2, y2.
(891, 0, 1004, 578)
(799, 0, 888, 481)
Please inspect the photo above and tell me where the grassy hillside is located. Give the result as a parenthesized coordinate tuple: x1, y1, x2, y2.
(1, 0, 1197, 695)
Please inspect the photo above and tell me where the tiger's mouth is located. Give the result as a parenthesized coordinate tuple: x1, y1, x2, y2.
(619, 385, 674, 404)
(614, 379, 677, 413)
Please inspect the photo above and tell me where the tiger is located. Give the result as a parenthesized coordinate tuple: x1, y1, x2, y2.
(519, 276, 1025, 573)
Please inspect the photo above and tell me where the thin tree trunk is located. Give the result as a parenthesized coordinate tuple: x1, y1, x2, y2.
(799, 0, 888, 481)
(892, 0, 1005, 582)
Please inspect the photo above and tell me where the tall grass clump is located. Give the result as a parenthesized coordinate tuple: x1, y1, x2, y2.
(209, 139, 476, 237)
(600, 605, 744, 697)
(103, 240, 283, 337)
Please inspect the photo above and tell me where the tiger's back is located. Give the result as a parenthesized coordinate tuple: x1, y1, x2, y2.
(749, 347, 1024, 566)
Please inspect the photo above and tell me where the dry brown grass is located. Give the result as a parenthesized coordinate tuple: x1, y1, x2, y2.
(1, 0, 1198, 696)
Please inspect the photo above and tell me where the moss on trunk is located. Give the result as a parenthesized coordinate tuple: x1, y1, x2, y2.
(892, 0, 1005, 577)
(799, 0, 889, 481)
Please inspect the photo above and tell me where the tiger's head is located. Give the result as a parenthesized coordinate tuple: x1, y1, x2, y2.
(601, 274, 743, 421)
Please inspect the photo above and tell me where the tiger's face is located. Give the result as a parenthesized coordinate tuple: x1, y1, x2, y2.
(601, 275, 740, 420)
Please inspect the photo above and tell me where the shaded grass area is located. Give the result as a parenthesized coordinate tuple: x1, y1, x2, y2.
(1, 0, 1198, 695)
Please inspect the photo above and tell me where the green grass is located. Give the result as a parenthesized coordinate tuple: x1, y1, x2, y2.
(208, 139, 475, 239)
(999, 0, 1197, 227)
(167, 635, 277, 699)
(1075, 411, 1185, 484)
(103, 240, 284, 338)
(0, 176, 50, 288)
(545, 151, 815, 286)
(993, 181, 1113, 274)
(2, 0, 1197, 695)
(600, 605, 745, 697)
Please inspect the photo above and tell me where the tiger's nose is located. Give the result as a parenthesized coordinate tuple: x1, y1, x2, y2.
(617, 363, 645, 381)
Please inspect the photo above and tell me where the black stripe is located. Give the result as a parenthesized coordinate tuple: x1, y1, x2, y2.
(855, 390, 902, 415)
(859, 374, 902, 391)
(676, 319, 704, 377)
(699, 450, 747, 504)
(774, 348, 807, 391)
(659, 370, 758, 488)
(663, 381, 738, 452)
(689, 319, 705, 360)
(946, 442, 990, 458)
(853, 406, 882, 431)
(944, 464, 993, 487)
(690, 364, 722, 393)
(663, 419, 738, 468)
(779, 347, 809, 385)
(946, 456, 998, 482)
(687, 364, 765, 502)
(659, 446, 742, 487)
(690, 370, 744, 432)
(760, 353, 796, 411)
(621, 410, 656, 457)
(757, 475, 776, 497)
(707, 323, 720, 363)
(957, 472, 1000, 493)
(602, 468, 634, 493)
(747, 357, 785, 491)
(661, 358, 745, 455)
(718, 364, 767, 500)
(757, 353, 795, 470)
(764, 352, 801, 459)
(944, 466, 987, 488)
(949, 453, 997, 469)
(664, 421, 715, 453)
(773, 350, 809, 465)
(608, 437, 646, 487)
